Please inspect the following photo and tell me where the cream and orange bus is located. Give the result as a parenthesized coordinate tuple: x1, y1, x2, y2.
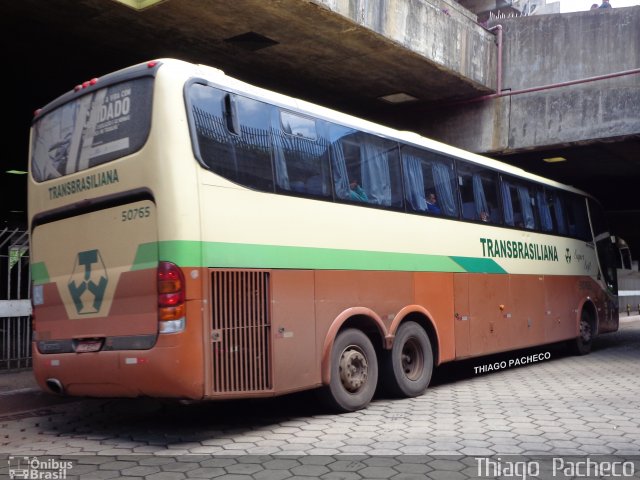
(28, 59, 618, 412)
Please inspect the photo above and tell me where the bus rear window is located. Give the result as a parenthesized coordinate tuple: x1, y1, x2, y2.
(31, 77, 153, 182)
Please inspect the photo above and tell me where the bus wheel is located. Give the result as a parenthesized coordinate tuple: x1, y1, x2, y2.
(382, 321, 433, 398)
(568, 309, 594, 355)
(323, 328, 378, 412)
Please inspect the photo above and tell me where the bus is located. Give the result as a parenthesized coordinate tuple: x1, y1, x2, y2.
(616, 237, 640, 312)
(28, 59, 619, 412)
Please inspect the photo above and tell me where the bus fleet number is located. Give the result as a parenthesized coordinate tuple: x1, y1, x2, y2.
(121, 207, 151, 222)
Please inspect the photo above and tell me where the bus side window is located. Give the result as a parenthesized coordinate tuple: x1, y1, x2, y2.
(501, 177, 538, 230)
(457, 162, 500, 223)
(547, 189, 568, 235)
(535, 187, 554, 232)
(234, 96, 275, 192)
(189, 84, 274, 192)
(190, 84, 237, 180)
(272, 110, 331, 199)
(328, 127, 402, 209)
(565, 193, 590, 240)
(400, 146, 459, 217)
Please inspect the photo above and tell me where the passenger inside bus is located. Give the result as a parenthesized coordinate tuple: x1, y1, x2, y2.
(426, 192, 441, 214)
(349, 179, 369, 202)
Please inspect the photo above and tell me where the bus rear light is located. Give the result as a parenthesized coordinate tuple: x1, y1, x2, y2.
(159, 304, 186, 321)
(160, 291, 184, 306)
(159, 318, 186, 334)
(158, 262, 186, 333)
(147, 61, 158, 68)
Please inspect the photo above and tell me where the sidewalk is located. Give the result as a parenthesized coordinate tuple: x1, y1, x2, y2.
(0, 369, 39, 395)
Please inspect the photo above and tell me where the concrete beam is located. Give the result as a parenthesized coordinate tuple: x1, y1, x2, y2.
(315, 0, 497, 92)
(420, 7, 640, 154)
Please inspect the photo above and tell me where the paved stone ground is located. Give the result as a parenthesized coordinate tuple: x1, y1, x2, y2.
(0, 318, 639, 479)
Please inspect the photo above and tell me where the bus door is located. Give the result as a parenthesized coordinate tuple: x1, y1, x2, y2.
(587, 199, 619, 331)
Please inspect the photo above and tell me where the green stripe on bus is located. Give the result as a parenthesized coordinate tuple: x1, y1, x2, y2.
(201, 242, 465, 272)
(451, 256, 507, 274)
(131, 241, 201, 270)
(31, 262, 50, 285)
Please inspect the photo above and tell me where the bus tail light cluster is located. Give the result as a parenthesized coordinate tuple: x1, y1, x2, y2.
(158, 261, 186, 334)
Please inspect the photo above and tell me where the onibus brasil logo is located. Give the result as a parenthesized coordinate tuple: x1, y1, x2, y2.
(68, 249, 108, 314)
(8, 456, 73, 479)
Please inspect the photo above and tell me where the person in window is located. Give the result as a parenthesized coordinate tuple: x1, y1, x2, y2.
(426, 192, 441, 215)
(480, 211, 490, 222)
(349, 180, 368, 202)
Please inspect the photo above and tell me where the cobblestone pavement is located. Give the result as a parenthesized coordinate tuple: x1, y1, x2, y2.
(0, 318, 639, 479)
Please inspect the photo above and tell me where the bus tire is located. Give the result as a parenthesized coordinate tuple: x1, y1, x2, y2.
(568, 309, 594, 355)
(322, 328, 378, 412)
(382, 321, 433, 398)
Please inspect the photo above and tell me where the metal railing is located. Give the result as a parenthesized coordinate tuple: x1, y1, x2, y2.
(0, 228, 32, 371)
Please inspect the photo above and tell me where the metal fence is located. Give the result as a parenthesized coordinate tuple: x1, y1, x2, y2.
(0, 228, 31, 371)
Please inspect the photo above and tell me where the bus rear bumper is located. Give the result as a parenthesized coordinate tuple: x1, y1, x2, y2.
(33, 345, 205, 400)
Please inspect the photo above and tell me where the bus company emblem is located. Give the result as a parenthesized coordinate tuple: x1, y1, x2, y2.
(565, 248, 572, 264)
(68, 249, 108, 314)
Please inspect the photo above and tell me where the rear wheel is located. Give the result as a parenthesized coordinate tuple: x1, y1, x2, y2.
(381, 321, 433, 398)
(321, 328, 378, 412)
(568, 309, 594, 355)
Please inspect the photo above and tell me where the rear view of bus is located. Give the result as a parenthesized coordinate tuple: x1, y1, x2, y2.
(28, 60, 204, 399)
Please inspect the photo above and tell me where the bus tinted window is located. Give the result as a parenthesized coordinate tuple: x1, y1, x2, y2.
(272, 111, 331, 198)
(546, 189, 568, 235)
(501, 177, 538, 230)
(535, 187, 555, 232)
(235, 96, 274, 191)
(400, 146, 458, 217)
(457, 162, 501, 223)
(329, 126, 402, 208)
(565, 193, 590, 240)
(191, 86, 238, 181)
(190, 85, 274, 191)
(31, 77, 153, 182)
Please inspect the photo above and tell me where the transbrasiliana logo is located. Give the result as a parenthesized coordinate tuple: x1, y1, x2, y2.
(565, 248, 572, 264)
(8, 456, 73, 479)
(68, 249, 108, 314)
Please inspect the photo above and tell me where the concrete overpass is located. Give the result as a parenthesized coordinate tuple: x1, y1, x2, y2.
(4, 0, 639, 250)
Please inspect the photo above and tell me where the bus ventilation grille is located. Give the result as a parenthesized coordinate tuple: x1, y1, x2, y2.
(211, 270, 272, 393)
